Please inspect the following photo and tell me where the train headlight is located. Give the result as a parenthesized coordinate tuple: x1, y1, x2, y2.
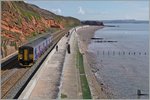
(29, 54, 33, 59)
(19, 54, 23, 59)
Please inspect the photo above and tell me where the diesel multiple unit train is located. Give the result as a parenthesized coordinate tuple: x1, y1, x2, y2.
(18, 34, 53, 66)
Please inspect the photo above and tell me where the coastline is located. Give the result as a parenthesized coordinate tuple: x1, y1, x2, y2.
(76, 26, 103, 53)
(76, 26, 110, 99)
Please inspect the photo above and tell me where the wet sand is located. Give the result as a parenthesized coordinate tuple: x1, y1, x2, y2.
(76, 26, 111, 99)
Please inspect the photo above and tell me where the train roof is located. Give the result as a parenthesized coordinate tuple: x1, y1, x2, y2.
(22, 34, 52, 48)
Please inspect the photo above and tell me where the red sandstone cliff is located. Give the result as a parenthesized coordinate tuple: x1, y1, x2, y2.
(1, 1, 80, 58)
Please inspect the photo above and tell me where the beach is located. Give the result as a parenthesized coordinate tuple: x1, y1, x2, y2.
(76, 26, 111, 99)
(76, 26, 103, 53)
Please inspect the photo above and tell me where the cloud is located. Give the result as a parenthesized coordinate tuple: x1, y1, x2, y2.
(24, 0, 28, 3)
(51, 8, 62, 15)
(78, 6, 85, 15)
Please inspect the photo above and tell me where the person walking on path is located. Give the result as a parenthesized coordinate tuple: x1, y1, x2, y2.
(56, 45, 58, 52)
(67, 43, 71, 54)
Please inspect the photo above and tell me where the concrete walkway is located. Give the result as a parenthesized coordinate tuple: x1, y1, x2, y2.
(60, 29, 82, 99)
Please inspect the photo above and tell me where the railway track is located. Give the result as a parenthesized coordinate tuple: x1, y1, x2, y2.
(1, 29, 69, 99)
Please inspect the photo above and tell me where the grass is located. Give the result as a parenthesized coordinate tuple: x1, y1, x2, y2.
(76, 48, 85, 74)
(3, 45, 7, 56)
(80, 75, 92, 99)
(76, 43, 92, 99)
(12, 2, 41, 21)
(61, 93, 67, 99)
(17, 17, 22, 26)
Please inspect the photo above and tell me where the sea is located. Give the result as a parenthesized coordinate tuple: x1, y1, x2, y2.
(88, 22, 149, 99)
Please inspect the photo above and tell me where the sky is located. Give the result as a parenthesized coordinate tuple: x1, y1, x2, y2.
(25, 0, 149, 21)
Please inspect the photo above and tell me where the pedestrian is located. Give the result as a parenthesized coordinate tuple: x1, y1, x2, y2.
(56, 45, 58, 51)
(67, 44, 71, 54)
(74, 28, 76, 32)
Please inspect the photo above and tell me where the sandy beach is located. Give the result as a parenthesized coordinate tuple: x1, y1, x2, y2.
(77, 26, 103, 53)
(76, 26, 111, 99)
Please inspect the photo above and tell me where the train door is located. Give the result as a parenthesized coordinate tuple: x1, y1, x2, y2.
(24, 49, 28, 61)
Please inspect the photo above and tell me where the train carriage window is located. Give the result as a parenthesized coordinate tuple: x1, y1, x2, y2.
(39, 46, 40, 51)
(46, 40, 48, 45)
(35, 48, 38, 59)
(38, 46, 41, 56)
(43, 42, 46, 49)
(43, 43, 45, 48)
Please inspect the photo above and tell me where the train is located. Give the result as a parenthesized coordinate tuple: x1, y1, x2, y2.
(18, 34, 53, 66)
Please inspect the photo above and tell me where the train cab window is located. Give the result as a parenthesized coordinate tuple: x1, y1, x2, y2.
(28, 48, 33, 54)
(19, 48, 23, 54)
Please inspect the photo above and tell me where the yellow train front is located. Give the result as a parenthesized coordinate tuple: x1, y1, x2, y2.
(18, 46, 34, 66)
(18, 34, 53, 66)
